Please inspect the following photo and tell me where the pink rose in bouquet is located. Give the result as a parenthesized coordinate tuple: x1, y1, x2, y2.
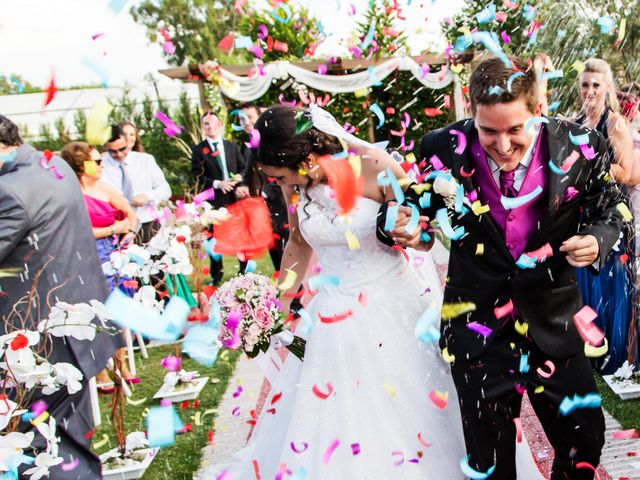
(252, 305, 274, 331)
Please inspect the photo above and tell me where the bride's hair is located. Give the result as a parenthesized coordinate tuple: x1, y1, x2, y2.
(254, 105, 343, 169)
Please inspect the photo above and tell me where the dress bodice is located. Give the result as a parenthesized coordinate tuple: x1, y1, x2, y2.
(83, 194, 123, 228)
(297, 184, 406, 290)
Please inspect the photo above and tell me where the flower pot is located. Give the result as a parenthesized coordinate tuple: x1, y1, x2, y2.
(153, 376, 209, 402)
(603, 374, 640, 400)
(100, 447, 158, 480)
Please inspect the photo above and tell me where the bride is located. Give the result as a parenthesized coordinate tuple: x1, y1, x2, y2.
(213, 105, 543, 479)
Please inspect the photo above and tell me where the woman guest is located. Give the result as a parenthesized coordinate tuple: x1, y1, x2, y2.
(119, 120, 145, 152)
(574, 58, 637, 373)
(61, 142, 141, 389)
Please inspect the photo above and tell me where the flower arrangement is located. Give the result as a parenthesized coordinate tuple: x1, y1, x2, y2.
(611, 361, 640, 384)
(215, 273, 305, 360)
(161, 370, 200, 392)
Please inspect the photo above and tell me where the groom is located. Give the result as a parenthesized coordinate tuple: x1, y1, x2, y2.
(381, 56, 624, 479)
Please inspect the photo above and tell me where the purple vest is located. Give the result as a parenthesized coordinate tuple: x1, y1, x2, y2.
(471, 130, 548, 260)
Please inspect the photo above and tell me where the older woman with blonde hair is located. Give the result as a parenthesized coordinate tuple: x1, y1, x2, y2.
(574, 58, 637, 374)
(61, 141, 141, 389)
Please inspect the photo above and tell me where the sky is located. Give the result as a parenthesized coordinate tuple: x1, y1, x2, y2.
(0, 0, 465, 88)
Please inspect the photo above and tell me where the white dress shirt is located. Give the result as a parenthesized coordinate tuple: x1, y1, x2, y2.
(206, 137, 230, 187)
(101, 151, 171, 223)
(487, 126, 540, 192)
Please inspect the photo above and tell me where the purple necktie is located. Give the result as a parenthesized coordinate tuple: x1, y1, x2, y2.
(499, 169, 518, 197)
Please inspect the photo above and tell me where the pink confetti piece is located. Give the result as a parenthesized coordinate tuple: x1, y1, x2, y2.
(494, 299, 514, 319)
(61, 458, 80, 472)
(31, 400, 47, 417)
(466, 321, 493, 337)
(160, 355, 182, 372)
(91, 33, 105, 41)
(278, 93, 296, 106)
(312, 382, 334, 399)
(580, 143, 596, 160)
(419, 63, 430, 79)
(248, 44, 264, 58)
(536, 360, 556, 379)
(428, 390, 448, 410)
(232, 386, 244, 398)
(231, 407, 241, 417)
(575, 462, 600, 480)
(155, 110, 183, 137)
(561, 150, 580, 172)
(193, 188, 215, 205)
(501, 30, 511, 43)
(351, 443, 361, 455)
(429, 155, 444, 170)
(290, 441, 309, 453)
(417, 433, 431, 448)
(449, 129, 467, 155)
(513, 417, 523, 442)
(573, 306, 604, 346)
(245, 129, 261, 149)
(444, 95, 451, 109)
(163, 41, 176, 54)
(612, 429, 639, 440)
(467, 190, 478, 203)
(257, 24, 268, 39)
(391, 451, 405, 465)
(39, 154, 65, 179)
(526, 243, 553, 260)
(317, 64, 327, 75)
(323, 439, 340, 465)
(563, 186, 579, 202)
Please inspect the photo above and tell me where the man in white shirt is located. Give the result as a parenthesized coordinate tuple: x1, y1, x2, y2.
(102, 125, 171, 243)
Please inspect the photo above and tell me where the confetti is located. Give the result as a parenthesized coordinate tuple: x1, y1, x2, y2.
(500, 185, 543, 210)
(312, 382, 335, 399)
(155, 110, 183, 137)
(319, 310, 353, 323)
(290, 441, 309, 453)
(573, 306, 604, 346)
(449, 129, 467, 155)
(467, 322, 492, 338)
(323, 439, 340, 465)
(559, 393, 602, 415)
(369, 103, 385, 129)
(428, 390, 449, 410)
(460, 455, 496, 479)
(61, 458, 80, 472)
(86, 98, 113, 145)
(435, 208, 464, 240)
(494, 299, 514, 319)
(317, 156, 362, 215)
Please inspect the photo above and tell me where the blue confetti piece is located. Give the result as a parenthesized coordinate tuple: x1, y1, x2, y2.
(414, 304, 440, 344)
(500, 185, 543, 210)
(524, 116, 549, 133)
(435, 208, 465, 240)
(290, 466, 308, 480)
(0, 150, 18, 163)
(386, 167, 405, 204)
(182, 324, 220, 367)
(460, 455, 496, 479)
(244, 260, 257, 273)
(361, 20, 376, 50)
(516, 253, 537, 269)
(8, 76, 24, 93)
(296, 308, 314, 336)
(475, 3, 496, 24)
(202, 238, 222, 260)
(105, 289, 188, 341)
(596, 16, 615, 34)
(488, 85, 505, 96)
(507, 72, 525, 92)
(539, 70, 563, 81)
(522, 4, 536, 22)
(548, 100, 561, 112)
(234, 35, 253, 50)
(519, 354, 530, 373)
(548, 160, 566, 175)
(307, 274, 340, 291)
(420, 231, 432, 243)
(107, 0, 128, 14)
(557, 30, 566, 39)
(82, 57, 110, 87)
(367, 66, 383, 86)
(559, 393, 602, 416)
(147, 405, 183, 448)
(569, 131, 590, 146)
(419, 193, 431, 209)
(270, 3, 292, 23)
(384, 204, 399, 232)
(369, 103, 385, 129)
(405, 203, 420, 234)
(454, 183, 465, 213)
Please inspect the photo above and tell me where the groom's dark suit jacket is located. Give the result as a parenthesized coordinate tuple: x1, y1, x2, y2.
(379, 118, 625, 361)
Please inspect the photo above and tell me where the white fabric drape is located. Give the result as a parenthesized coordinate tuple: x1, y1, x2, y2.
(216, 56, 456, 101)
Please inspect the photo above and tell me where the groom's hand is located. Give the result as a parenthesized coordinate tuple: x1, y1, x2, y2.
(389, 203, 429, 248)
(559, 234, 600, 267)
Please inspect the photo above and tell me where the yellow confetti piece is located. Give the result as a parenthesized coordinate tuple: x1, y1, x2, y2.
(571, 60, 585, 75)
(441, 302, 476, 320)
(126, 396, 147, 406)
(383, 383, 396, 397)
(354, 87, 370, 98)
(509, 342, 516, 350)
(458, 26, 471, 36)
(617, 18, 626, 42)
(475, 243, 484, 255)
(585, 338, 608, 358)
(442, 347, 455, 364)
(471, 201, 490, 215)
(345, 230, 360, 250)
(450, 64, 464, 74)
(514, 320, 528, 336)
(410, 183, 432, 195)
(30, 411, 49, 426)
(278, 268, 298, 291)
(617, 203, 633, 222)
(86, 98, 113, 145)
(298, 167, 308, 176)
(534, 386, 545, 394)
(398, 178, 411, 187)
(194, 411, 202, 426)
(141, 407, 150, 418)
(348, 154, 362, 177)
(84, 160, 99, 176)
(405, 153, 416, 164)
(201, 408, 218, 422)
(92, 434, 110, 450)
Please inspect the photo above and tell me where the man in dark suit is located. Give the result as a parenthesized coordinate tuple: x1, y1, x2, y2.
(382, 56, 624, 479)
(0, 115, 121, 478)
(191, 111, 249, 284)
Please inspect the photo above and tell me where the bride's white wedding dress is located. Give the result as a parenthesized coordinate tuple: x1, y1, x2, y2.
(215, 184, 544, 479)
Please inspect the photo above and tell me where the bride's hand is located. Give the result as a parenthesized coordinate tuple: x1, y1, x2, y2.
(389, 204, 429, 248)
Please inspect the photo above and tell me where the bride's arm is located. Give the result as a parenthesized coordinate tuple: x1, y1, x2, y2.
(278, 185, 313, 315)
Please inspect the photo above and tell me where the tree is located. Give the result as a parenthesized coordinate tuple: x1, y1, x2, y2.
(0, 74, 40, 95)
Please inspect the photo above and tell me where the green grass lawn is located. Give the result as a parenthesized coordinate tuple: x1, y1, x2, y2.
(596, 373, 640, 430)
(92, 254, 275, 479)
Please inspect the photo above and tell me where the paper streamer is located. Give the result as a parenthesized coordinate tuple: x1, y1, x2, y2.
(507, 72, 525, 92)
(323, 439, 340, 465)
(500, 185, 543, 210)
(514, 417, 523, 443)
(105, 288, 188, 341)
(435, 208, 465, 240)
(449, 129, 467, 155)
(569, 131, 590, 146)
(369, 103, 385, 129)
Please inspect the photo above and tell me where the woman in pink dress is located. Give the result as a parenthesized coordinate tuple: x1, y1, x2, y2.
(61, 141, 140, 389)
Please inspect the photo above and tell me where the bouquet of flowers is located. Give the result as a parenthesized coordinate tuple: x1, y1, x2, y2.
(215, 273, 305, 360)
